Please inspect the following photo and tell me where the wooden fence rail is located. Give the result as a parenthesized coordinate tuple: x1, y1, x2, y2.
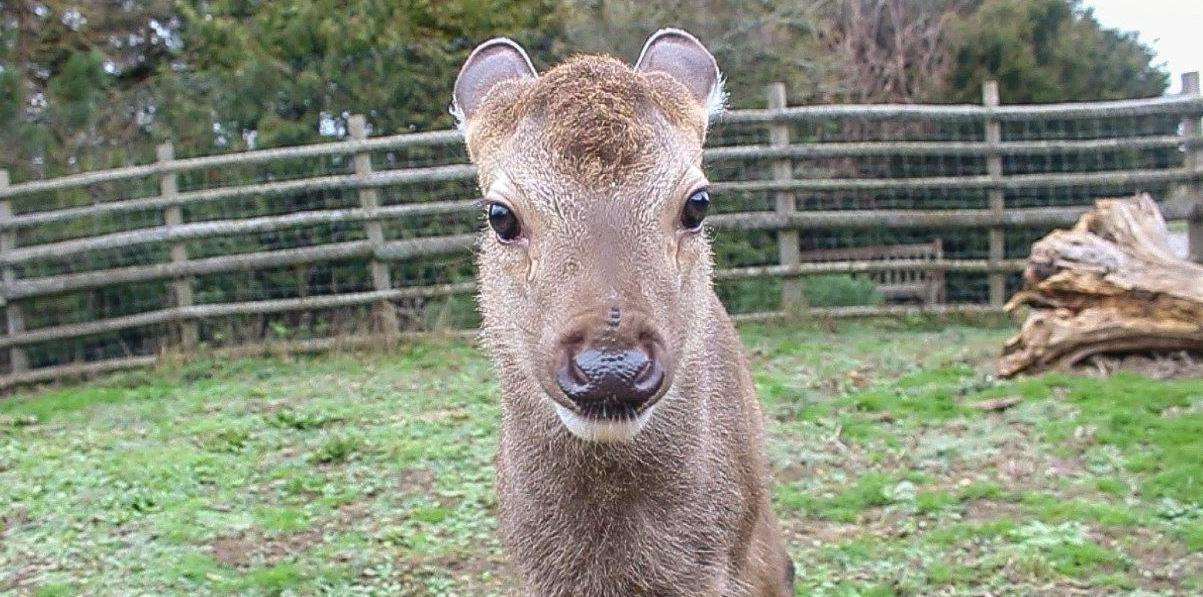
(7, 202, 1188, 303)
(0, 169, 1196, 267)
(717, 93, 1203, 124)
(4, 94, 1203, 200)
(0, 73, 1200, 389)
(7, 143, 1202, 233)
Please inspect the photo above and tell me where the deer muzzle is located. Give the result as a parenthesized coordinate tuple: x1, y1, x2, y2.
(551, 306, 669, 419)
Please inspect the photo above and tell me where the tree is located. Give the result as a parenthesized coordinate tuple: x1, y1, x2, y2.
(0, 1, 181, 177)
(0, 0, 568, 178)
(811, 0, 963, 103)
(172, 0, 567, 153)
(942, 0, 1168, 103)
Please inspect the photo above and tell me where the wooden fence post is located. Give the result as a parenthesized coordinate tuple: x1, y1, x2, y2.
(349, 115, 401, 336)
(158, 143, 198, 350)
(983, 81, 1006, 306)
(1183, 72, 1202, 263)
(0, 170, 28, 373)
(768, 83, 803, 314)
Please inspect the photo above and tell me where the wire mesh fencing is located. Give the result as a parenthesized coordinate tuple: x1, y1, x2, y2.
(0, 77, 1200, 387)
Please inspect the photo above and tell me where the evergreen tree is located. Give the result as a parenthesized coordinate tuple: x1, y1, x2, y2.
(942, 0, 1168, 103)
(0, 0, 567, 177)
(172, 0, 567, 153)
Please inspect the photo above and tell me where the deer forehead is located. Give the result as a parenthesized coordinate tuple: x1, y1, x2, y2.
(468, 55, 707, 188)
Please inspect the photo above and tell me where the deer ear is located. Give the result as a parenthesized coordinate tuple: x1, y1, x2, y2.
(452, 38, 537, 125)
(634, 29, 725, 118)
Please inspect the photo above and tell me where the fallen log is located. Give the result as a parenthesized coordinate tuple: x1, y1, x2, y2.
(998, 193, 1203, 377)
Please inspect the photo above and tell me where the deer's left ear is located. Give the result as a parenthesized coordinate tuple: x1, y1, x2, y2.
(634, 29, 725, 121)
(453, 38, 538, 126)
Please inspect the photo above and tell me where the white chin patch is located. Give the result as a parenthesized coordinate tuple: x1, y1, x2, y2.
(553, 403, 658, 444)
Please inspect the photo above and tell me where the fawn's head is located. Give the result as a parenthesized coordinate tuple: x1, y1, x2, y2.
(454, 30, 724, 443)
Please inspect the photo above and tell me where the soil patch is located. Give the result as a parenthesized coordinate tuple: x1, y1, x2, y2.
(1073, 351, 1203, 379)
(210, 528, 325, 568)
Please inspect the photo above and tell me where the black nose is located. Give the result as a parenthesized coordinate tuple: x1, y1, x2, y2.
(555, 342, 665, 412)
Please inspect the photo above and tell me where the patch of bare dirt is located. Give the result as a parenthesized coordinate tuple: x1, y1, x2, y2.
(211, 535, 257, 568)
(396, 468, 436, 493)
(0, 559, 51, 593)
(210, 501, 376, 569)
(780, 518, 863, 548)
(963, 499, 1024, 523)
(1, 505, 29, 539)
(211, 527, 325, 568)
(395, 552, 519, 595)
(1074, 351, 1203, 379)
(1107, 526, 1197, 593)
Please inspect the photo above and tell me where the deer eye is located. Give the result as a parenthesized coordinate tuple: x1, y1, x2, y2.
(487, 202, 522, 242)
(680, 189, 710, 231)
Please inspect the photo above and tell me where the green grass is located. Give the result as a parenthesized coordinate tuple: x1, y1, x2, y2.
(1, 320, 1201, 595)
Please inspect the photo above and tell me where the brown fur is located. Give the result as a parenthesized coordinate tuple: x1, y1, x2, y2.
(466, 54, 792, 596)
(466, 55, 704, 183)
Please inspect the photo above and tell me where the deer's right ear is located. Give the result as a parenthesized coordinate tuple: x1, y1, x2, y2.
(452, 38, 537, 126)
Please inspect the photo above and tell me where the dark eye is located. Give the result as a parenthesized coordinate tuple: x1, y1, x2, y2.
(487, 202, 522, 242)
(680, 189, 710, 231)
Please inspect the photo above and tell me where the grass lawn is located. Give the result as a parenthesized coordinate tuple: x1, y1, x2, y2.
(2, 319, 1201, 595)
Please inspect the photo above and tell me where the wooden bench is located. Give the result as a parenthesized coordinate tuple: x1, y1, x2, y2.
(798, 239, 946, 305)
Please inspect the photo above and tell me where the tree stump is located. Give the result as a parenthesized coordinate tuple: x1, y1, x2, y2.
(998, 193, 1203, 377)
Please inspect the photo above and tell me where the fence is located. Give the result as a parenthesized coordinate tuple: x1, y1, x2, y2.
(1, 74, 1201, 388)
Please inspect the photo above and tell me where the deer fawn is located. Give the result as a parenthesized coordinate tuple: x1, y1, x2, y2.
(453, 29, 794, 596)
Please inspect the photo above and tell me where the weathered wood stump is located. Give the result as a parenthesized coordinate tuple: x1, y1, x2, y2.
(998, 193, 1203, 377)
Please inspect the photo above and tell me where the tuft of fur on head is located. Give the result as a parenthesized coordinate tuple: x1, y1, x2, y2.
(462, 54, 711, 182)
(534, 55, 668, 179)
